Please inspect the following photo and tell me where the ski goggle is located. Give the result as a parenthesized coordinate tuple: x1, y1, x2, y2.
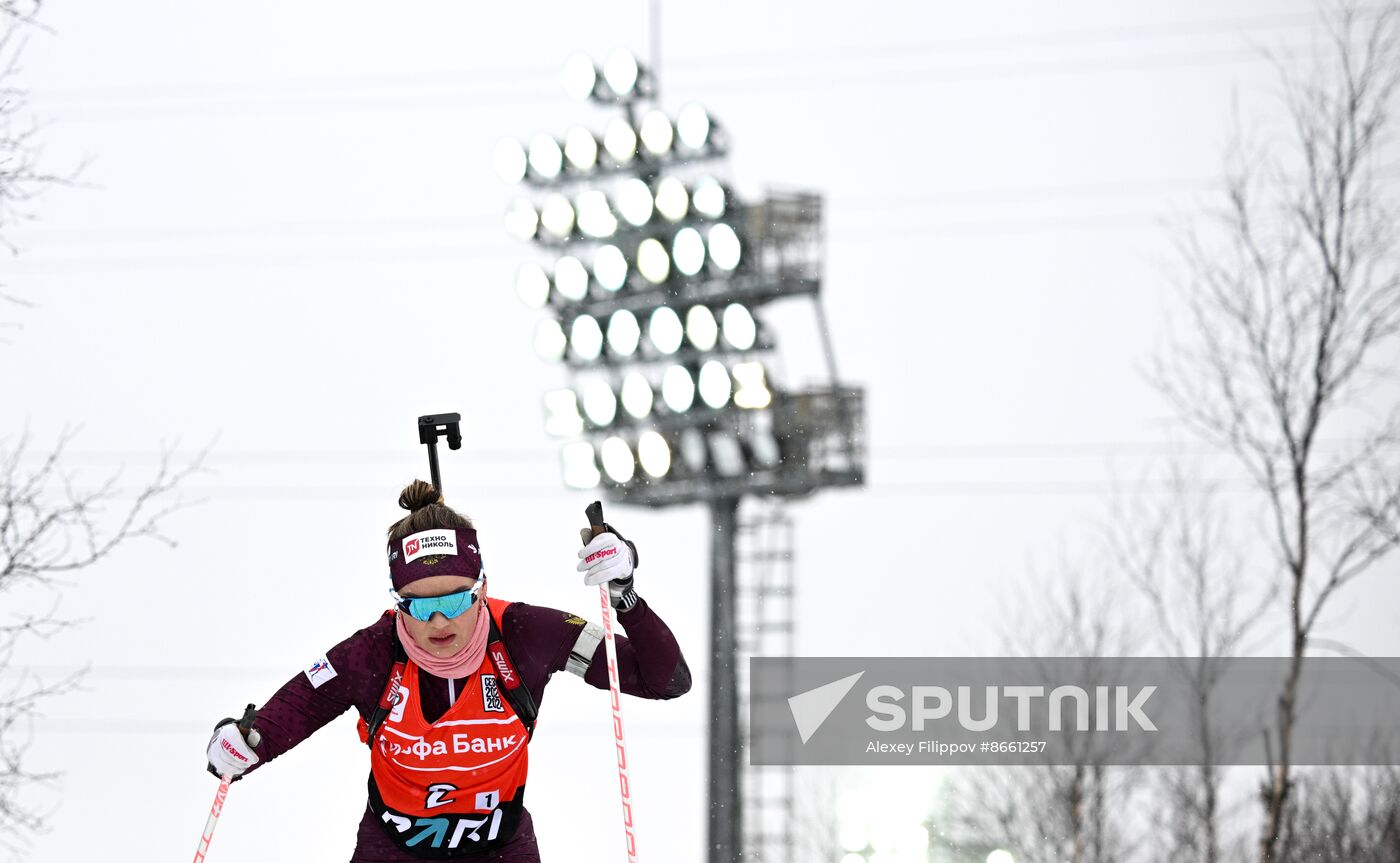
(393, 577, 485, 622)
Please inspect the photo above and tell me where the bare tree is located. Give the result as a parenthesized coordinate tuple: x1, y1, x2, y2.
(0, 431, 201, 857)
(1285, 764, 1400, 862)
(1154, 4, 1400, 861)
(1110, 463, 1274, 863)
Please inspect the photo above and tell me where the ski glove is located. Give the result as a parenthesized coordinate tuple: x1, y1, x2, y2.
(206, 716, 261, 780)
(577, 526, 640, 611)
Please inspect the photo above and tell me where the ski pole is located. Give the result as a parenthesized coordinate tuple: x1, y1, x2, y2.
(417, 413, 463, 495)
(585, 501, 639, 863)
(192, 704, 259, 863)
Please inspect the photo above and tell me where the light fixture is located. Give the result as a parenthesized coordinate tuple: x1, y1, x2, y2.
(639, 110, 674, 156)
(654, 177, 688, 222)
(661, 364, 695, 412)
(593, 245, 628, 292)
(602, 49, 640, 98)
(561, 441, 600, 489)
(607, 309, 641, 357)
(636, 238, 670, 284)
(543, 389, 584, 437)
(570, 314, 604, 360)
(575, 190, 617, 239)
(503, 198, 539, 240)
(616, 178, 654, 227)
(692, 177, 726, 218)
(600, 435, 636, 483)
(685, 305, 718, 350)
(561, 53, 597, 102)
(603, 119, 637, 165)
(672, 227, 705, 277)
(534, 318, 567, 361)
(540, 193, 576, 238)
(620, 372, 653, 418)
(515, 263, 550, 308)
(637, 431, 671, 478)
(708, 431, 745, 477)
(679, 427, 707, 473)
(564, 126, 599, 172)
(649, 307, 684, 354)
(494, 138, 527, 183)
(707, 223, 742, 270)
(748, 413, 782, 467)
(581, 378, 617, 426)
(528, 134, 563, 180)
(676, 103, 712, 151)
(721, 303, 757, 350)
(697, 360, 732, 409)
(553, 255, 590, 301)
(732, 361, 772, 408)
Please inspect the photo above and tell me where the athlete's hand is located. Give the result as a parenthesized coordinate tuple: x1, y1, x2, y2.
(206, 716, 261, 780)
(577, 527, 639, 610)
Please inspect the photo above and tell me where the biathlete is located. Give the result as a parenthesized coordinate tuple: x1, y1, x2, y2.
(204, 480, 692, 861)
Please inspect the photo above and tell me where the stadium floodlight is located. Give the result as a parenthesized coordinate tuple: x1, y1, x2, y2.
(543, 389, 584, 437)
(602, 49, 641, 99)
(732, 361, 772, 408)
(581, 377, 618, 426)
(672, 227, 706, 277)
(515, 263, 550, 309)
(636, 237, 671, 284)
(639, 110, 674, 156)
(570, 313, 604, 360)
(676, 103, 712, 151)
(637, 430, 671, 478)
(562, 53, 598, 102)
(600, 435, 636, 483)
(603, 118, 637, 165)
(749, 409, 782, 467)
(553, 255, 590, 301)
(649, 306, 684, 354)
(620, 371, 654, 418)
(698, 360, 732, 409)
(564, 126, 599, 172)
(561, 441, 601, 489)
(655, 176, 689, 222)
(540, 193, 576, 238)
(528, 134, 564, 180)
(692, 177, 727, 219)
(721, 303, 757, 350)
(617, 178, 654, 227)
(685, 305, 719, 350)
(593, 244, 628, 292)
(708, 431, 746, 477)
(607, 308, 641, 356)
(494, 138, 528, 184)
(504, 198, 539, 240)
(575, 190, 617, 239)
(707, 223, 742, 270)
(661, 364, 696, 412)
(534, 318, 567, 361)
(679, 427, 707, 473)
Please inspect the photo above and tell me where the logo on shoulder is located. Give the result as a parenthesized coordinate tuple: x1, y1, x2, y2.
(403, 530, 458, 564)
(305, 657, 338, 689)
(563, 614, 587, 626)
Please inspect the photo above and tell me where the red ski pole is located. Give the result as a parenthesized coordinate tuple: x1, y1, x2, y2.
(192, 704, 259, 863)
(585, 502, 640, 863)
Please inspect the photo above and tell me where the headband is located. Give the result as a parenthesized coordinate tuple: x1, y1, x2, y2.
(387, 526, 483, 591)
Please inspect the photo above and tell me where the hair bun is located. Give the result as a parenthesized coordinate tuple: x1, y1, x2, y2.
(398, 479, 443, 513)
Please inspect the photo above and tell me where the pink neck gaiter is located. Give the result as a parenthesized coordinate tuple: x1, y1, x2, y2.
(395, 595, 491, 679)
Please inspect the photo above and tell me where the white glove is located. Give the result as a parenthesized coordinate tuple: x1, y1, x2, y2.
(206, 720, 260, 779)
(577, 530, 640, 610)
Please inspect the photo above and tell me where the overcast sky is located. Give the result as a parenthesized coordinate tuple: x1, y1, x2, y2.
(5, 1, 1399, 861)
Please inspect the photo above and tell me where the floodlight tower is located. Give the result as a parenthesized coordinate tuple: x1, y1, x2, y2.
(496, 50, 865, 863)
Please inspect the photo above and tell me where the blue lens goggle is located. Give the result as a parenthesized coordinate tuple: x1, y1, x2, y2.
(393, 577, 485, 622)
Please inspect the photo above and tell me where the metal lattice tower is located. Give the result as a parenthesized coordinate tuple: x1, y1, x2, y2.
(736, 498, 797, 863)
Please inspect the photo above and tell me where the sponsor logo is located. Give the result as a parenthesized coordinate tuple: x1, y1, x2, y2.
(305, 656, 338, 689)
(403, 530, 458, 564)
(220, 738, 250, 762)
(488, 645, 518, 688)
(388, 682, 410, 723)
(585, 546, 619, 565)
(388, 549, 399, 563)
(468, 544, 479, 554)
